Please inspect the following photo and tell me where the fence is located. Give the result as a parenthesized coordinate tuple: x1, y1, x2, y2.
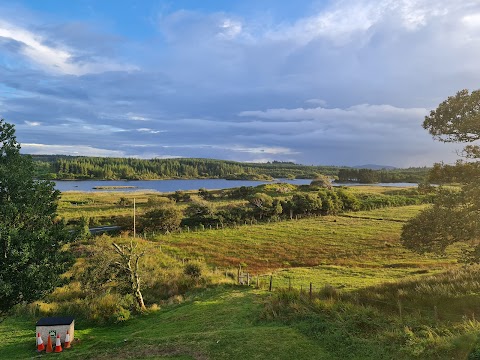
(232, 269, 476, 322)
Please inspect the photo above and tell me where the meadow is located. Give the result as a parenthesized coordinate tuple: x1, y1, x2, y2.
(2, 185, 479, 359)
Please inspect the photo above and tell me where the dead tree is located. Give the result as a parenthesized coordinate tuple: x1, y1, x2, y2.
(112, 241, 146, 311)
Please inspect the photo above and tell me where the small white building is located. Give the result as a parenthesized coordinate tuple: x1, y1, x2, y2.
(36, 317, 74, 345)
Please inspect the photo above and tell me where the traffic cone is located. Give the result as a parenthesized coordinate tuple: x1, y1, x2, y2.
(64, 330, 71, 349)
(45, 334, 53, 353)
(36, 333, 45, 352)
(54, 334, 63, 353)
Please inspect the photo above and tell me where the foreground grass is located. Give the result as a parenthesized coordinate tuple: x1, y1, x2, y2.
(1, 287, 331, 360)
(265, 267, 480, 359)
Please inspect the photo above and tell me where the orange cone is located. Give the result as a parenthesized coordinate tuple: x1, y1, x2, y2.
(64, 330, 71, 349)
(54, 334, 63, 353)
(36, 333, 45, 352)
(45, 334, 53, 353)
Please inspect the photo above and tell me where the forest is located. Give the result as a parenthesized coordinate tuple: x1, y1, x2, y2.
(31, 155, 429, 183)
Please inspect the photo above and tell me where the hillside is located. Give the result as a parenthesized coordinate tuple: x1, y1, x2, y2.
(30, 155, 429, 183)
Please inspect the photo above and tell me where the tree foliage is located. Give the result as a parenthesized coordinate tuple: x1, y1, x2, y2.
(401, 90, 480, 261)
(140, 203, 183, 233)
(0, 119, 72, 315)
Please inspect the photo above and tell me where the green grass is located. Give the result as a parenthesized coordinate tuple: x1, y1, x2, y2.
(158, 206, 454, 273)
(1, 287, 331, 360)
(268, 264, 439, 291)
(341, 204, 430, 221)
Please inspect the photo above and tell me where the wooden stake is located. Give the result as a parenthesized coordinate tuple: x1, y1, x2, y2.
(133, 198, 136, 238)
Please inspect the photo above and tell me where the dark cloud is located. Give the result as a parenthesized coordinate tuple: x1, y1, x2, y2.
(1, 0, 479, 166)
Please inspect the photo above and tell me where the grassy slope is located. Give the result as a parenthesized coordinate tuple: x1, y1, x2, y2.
(1, 288, 331, 360)
(2, 203, 464, 359)
(160, 207, 453, 273)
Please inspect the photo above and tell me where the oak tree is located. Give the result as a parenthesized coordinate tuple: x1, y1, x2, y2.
(401, 90, 480, 261)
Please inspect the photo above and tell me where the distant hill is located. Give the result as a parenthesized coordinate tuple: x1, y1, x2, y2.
(30, 155, 427, 183)
(353, 164, 396, 170)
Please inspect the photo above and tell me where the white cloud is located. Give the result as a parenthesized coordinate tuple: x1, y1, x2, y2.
(217, 19, 243, 39)
(136, 128, 165, 134)
(0, 21, 136, 75)
(21, 143, 126, 157)
(24, 120, 40, 126)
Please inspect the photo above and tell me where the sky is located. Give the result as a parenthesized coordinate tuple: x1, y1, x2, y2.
(1, 0, 479, 167)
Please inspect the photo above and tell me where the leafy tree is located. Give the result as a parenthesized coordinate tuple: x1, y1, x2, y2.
(401, 89, 480, 261)
(291, 193, 322, 215)
(310, 174, 332, 190)
(0, 119, 73, 315)
(140, 203, 183, 233)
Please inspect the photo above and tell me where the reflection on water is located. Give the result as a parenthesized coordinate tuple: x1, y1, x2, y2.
(54, 179, 417, 193)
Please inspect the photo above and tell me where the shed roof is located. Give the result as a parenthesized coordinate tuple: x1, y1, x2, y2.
(36, 317, 74, 326)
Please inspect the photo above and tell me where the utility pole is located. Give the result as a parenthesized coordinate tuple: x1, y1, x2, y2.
(133, 198, 136, 238)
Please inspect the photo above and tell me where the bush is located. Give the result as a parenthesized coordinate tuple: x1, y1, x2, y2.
(184, 262, 202, 279)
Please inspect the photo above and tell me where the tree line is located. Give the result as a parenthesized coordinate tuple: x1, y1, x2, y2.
(117, 185, 435, 236)
(31, 155, 428, 183)
(337, 168, 429, 183)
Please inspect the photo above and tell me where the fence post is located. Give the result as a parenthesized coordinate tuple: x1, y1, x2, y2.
(309, 283, 313, 300)
(247, 273, 250, 286)
(269, 275, 273, 292)
(237, 265, 241, 284)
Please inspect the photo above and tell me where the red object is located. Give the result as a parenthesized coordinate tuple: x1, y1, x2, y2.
(54, 334, 63, 353)
(45, 335, 53, 353)
(64, 330, 71, 349)
(36, 333, 45, 352)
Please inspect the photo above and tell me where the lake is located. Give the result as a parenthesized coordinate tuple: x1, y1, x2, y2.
(54, 179, 417, 192)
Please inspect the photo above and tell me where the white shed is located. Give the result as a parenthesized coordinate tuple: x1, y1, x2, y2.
(36, 317, 74, 345)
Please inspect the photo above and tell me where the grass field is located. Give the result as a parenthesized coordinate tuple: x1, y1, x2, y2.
(1, 287, 332, 360)
(158, 206, 454, 273)
(3, 190, 472, 359)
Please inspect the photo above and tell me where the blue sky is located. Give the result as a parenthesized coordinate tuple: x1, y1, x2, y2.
(1, 0, 479, 166)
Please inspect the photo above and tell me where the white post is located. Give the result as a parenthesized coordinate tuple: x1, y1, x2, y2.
(133, 198, 136, 238)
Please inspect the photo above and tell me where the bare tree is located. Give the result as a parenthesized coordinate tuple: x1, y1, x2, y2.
(112, 241, 146, 311)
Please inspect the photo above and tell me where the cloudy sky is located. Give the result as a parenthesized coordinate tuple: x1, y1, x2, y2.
(1, 0, 479, 167)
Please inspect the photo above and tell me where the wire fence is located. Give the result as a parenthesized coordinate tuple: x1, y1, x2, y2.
(233, 271, 479, 322)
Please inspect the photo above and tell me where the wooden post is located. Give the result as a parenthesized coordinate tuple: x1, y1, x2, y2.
(237, 266, 241, 284)
(187, 226, 190, 233)
(269, 275, 273, 292)
(309, 283, 313, 299)
(247, 273, 250, 286)
(133, 198, 136, 238)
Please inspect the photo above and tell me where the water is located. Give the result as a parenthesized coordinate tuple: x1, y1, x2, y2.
(54, 179, 417, 193)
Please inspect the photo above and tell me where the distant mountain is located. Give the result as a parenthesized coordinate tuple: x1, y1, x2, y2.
(353, 164, 396, 170)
